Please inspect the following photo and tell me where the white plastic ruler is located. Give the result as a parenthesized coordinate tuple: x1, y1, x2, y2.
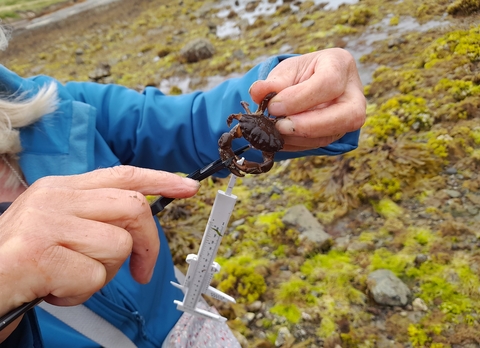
(171, 172, 240, 322)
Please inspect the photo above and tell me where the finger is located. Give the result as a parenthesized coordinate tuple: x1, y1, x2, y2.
(250, 49, 361, 117)
(275, 83, 366, 138)
(50, 214, 136, 284)
(6, 240, 107, 305)
(35, 166, 200, 198)
(280, 133, 346, 151)
(49, 187, 159, 284)
(39, 248, 107, 306)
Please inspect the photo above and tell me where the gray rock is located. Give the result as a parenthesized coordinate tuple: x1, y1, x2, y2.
(302, 20, 315, 28)
(347, 240, 373, 252)
(301, 312, 313, 321)
(243, 312, 255, 323)
(334, 236, 350, 251)
(367, 269, 411, 306)
(275, 327, 292, 347)
(445, 167, 457, 175)
(282, 204, 332, 251)
(443, 189, 462, 198)
(247, 300, 262, 312)
(376, 334, 396, 348)
(412, 298, 428, 312)
(179, 38, 215, 63)
(88, 62, 111, 82)
(414, 254, 428, 266)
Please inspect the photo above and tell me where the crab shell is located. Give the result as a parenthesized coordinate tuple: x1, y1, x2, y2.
(236, 114, 284, 152)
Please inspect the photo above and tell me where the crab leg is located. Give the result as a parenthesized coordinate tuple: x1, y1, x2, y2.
(218, 125, 245, 177)
(257, 92, 277, 114)
(234, 152, 274, 174)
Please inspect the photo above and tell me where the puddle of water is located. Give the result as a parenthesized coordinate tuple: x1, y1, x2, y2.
(216, 20, 242, 39)
(20, 0, 121, 31)
(216, 0, 283, 26)
(158, 73, 243, 95)
(321, 0, 359, 10)
(215, 0, 359, 38)
(215, 1, 448, 85)
(344, 15, 449, 84)
(170, 6, 449, 91)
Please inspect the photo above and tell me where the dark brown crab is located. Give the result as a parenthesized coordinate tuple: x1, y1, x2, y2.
(218, 92, 285, 176)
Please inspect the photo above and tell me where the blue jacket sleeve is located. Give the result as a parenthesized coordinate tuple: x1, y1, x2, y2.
(64, 55, 359, 177)
(0, 310, 44, 348)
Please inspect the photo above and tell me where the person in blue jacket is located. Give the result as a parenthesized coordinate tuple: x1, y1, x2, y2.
(0, 24, 366, 347)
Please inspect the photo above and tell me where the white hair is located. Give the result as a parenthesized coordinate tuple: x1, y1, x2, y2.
(0, 24, 59, 188)
(0, 22, 11, 51)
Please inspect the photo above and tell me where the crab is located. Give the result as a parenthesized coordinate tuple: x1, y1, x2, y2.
(218, 91, 285, 176)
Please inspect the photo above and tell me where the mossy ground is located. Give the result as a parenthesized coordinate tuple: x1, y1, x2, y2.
(0, 0, 78, 20)
(2, 0, 480, 347)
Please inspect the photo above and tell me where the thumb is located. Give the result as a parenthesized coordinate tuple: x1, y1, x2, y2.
(249, 79, 289, 107)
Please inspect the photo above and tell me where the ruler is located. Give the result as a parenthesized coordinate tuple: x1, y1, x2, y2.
(170, 173, 239, 322)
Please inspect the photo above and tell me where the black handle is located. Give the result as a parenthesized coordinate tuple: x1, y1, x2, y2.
(0, 298, 43, 332)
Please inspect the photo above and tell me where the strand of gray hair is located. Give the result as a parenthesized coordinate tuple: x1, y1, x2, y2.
(0, 23, 59, 187)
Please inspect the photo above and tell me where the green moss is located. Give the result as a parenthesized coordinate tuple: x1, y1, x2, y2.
(430, 344, 447, 348)
(370, 177, 403, 200)
(272, 244, 286, 257)
(470, 128, 480, 145)
(435, 78, 480, 102)
(262, 318, 273, 329)
(408, 324, 430, 347)
(318, 316, 337, 338)
(275, 277, 318, 305)
(282, 188, 314, 209)
(407, 259, 480, 320)
(254, 211, 285, 237)
(471, 148, 480, 162)
(447, 0, 480, 15)
(365, 95, 432, 141)
(425, 130, 451, 158)
(227, 317, 249, 336)
(422, 25, 480, 69)
(299, 251, 365, 339)
(270, 304, 302, 324)
(370, 248, 412, 276)
(358, 231, 377, 243)
(411, 228, 434, 246)
(169, 86, 182, 95)
(216, 254, 268, 303)
(347, 6, 374, 26)
(372, 198, 403, 219)
(389, 16, 399, 25)
(7, 0, 480, 344)
(0, 11, 19, 19)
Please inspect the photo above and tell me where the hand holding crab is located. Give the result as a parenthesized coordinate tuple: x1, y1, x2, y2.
(218, 92, 284, 176)
(249, 48, 366, 152)
(218, 48, 366, 176)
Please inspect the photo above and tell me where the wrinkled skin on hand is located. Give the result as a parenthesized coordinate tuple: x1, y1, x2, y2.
(0, 166, 199, 342)
(218, 92, 284, 176)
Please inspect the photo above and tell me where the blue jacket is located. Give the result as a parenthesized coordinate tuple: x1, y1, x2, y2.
(0, 55, 359, 347)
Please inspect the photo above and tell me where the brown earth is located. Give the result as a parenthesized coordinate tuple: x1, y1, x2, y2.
(2, 0, 480, 347)
(2, 0, 152, 59)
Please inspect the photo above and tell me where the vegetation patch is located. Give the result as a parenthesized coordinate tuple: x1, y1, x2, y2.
(3, 0, 480, 346)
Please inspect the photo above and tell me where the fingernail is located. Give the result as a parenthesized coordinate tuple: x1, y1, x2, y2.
(276, 118, 295, 135)
(248, 81, 259, 94)
(183, 178, 200, 189)
(268, 101, 286, 116)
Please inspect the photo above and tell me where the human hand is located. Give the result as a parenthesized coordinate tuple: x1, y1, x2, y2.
(0, 166, 199, 314)
(249, 48, 366, 151)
